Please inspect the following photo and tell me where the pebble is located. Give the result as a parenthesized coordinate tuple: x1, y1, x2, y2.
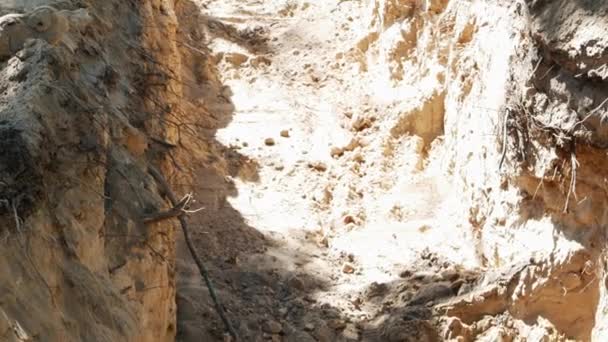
(287, 275, 306, 291)
(224, 52, 248, 66)
(330, 146, 344, 158)
(409, 281, 455, 305)
(342, 263, 355, 274)
(263, 320, 283, 334)
(265, 138, 276, 146)
(365, 282, 389, 299)
(328, 319, 346, 330)
(343, 215, 356, 225)
(308, 161, 327, 172)
(351, 116, 372, 131)
(399, 269, 413, 278)
(280, 130, 290, 137)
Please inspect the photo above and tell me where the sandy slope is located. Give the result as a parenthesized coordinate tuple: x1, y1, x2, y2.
(175, 0, 608, 340)
(176, 0, 480, 341)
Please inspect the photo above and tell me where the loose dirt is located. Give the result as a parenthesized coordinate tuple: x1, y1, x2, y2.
(176, 1, 480, 341)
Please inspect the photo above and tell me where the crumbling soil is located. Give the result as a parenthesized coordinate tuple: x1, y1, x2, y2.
(173, 1, 608, 341)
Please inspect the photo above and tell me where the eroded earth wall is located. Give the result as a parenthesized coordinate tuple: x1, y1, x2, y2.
(0, 0, 190, 340)
(338, 0, 608, 340)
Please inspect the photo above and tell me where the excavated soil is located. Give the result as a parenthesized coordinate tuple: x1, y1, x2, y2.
(174, 0, 479, 341)
(1, 0, 608, 341)
(174, 1, 608, 341)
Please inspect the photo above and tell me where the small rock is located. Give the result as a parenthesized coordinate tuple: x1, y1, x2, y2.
(287, 275, 306, 291)
(265, 138, 276, 146)
(400, 305, 433, 321)
(351, 153, 364, 163)
(280, 130, 290, 137)
(221, 86, 233, 98)
(365, 282, 389, 299)
(400, 291, 413, 302)
(263, 320, 283, 334)
(341, 323, 359, 341)
(342, 263, 355, 274)
(303, 295, 317, 303)
(409, 282, 455, 305)
(343, 215, 356, 225)
(225, 255, 239, 265)
(351, 116, 373, 131)
(308, 161, 327, 172)
(251, 56, 272, 68)
(418, 224, 431, 233)
(304, 323, 315, 331)
(327, 319, 346, 330)
(399, 269, 413, 278)
(274, 164, 285, 171)
(352, 297, 363, 310)
(224, 52, 249, 66)
(316, 235, 328, 248)
(330, 146, 344, 158)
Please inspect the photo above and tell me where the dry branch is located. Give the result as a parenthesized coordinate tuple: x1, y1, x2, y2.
(147, 166, 238, 341)
(142, 193, 192, 224)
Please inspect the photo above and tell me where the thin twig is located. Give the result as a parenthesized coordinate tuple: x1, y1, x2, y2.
(151, 137, 178, 149)
(538, 64, 555, 80)
(563, 150, 578, 213)
(532, 177, 544, 200)
(572, 96, 608, 130)
(531, 57, 543, 77)
(499, 108, 511, 170)
(147, 166, 238, 340)
(141, 194, 192, 224)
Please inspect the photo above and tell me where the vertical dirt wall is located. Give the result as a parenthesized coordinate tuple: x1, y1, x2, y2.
(0, 0, 195, 340)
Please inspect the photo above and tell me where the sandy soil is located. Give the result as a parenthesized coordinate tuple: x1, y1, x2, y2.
(176, 0, 480, 341)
